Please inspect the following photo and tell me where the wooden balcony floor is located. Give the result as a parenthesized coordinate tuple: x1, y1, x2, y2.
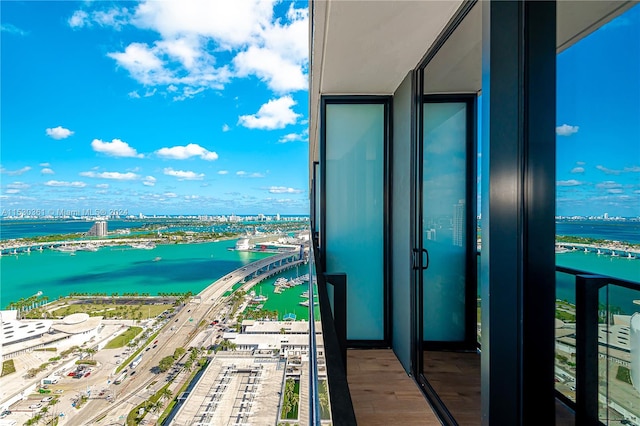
(347, 349, 441, 425)
(347, 348, 575, 425)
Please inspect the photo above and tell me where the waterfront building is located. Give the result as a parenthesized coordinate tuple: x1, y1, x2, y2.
(86, 220, 107, 237)
(0, 311, 101, 360)
(307, 1, 639, 425)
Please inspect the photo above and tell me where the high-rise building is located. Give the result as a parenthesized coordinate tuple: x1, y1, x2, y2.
(453, 199, 465, 247)
(86, 220, 107, 237)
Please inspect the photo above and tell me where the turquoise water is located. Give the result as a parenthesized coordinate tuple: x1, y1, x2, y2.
(0, 240, 272, 307)
(556, 250, 640, 315)
(247, 266, 319, 321)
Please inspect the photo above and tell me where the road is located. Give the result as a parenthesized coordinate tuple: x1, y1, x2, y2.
(59, 250, 302, 425)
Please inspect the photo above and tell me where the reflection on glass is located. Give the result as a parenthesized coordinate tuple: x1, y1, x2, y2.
(422, 102, 467, 341)
(325, 103, 384, 341)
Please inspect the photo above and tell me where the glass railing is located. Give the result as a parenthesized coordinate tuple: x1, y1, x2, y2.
(308, 238, 357, 426)
(555, 266, 640, 426)
(476, 252, 640, 425)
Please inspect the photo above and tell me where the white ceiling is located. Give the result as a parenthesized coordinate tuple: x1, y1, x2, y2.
(309, 0, 638, 163)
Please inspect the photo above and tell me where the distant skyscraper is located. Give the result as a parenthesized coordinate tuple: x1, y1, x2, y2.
(453, 200, 465, 247)
(604, 212, 609, 219)
(276, 213, 281, 221)
(86, 220, 107, 237)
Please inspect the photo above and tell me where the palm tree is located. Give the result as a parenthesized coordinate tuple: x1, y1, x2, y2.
(161, 388, 173, 401)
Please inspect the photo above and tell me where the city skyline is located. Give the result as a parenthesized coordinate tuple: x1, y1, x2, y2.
(1, 0, 310, 215)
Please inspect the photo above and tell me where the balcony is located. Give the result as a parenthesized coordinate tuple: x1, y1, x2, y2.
(305, 243, 640, 425)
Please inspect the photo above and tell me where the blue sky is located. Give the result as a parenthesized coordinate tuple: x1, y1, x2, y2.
(1, 2, 638, 218)
(1, 0, 309, 216)
(555, 4, 640, 218)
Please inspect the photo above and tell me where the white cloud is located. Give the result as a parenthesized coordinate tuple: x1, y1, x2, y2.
(278, 130, 308, 143)
(268, 186, 303, 194)
(5, 189, 20, 194)
(91, 138, 143, 158)
(74, 1, 307, 98)
(156, 143, 218, 160)
(236, 171, 265, 178)
(108, 43, 169, 86)
(41, 168, 55, 175)
(238, 96, 300, 130)
(163, 167, 204, 180)
(80, 171, 139, 180)
(7, 182, 30, 189)
(164, 192, 178, 198)
(596, 165, 621, 175)
(143, 176, 157, 187)
(570, 167, 584, 174)
(556, 124, 579, 136)
(172, 87, 206, 102)
(46, 126, 74, 140)
(68, 10, 89, 28)
(128, 91, 141, 99)
(233, 46, 307, 93)
(557, 179, 583, 187)
(69, 8, 131, 30)
(222, 124, 231, 132)
(0, 166, 32, 176)
(1, 23, 28, 36)
(45, 180, 87, 188)
(39, 163, 50, 167)
(596, 181, 623, 190)
(96, 184, 110, 189)
(218, 170, 229, 175)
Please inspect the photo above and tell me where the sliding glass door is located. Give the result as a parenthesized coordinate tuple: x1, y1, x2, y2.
(415, 95, 478, 422)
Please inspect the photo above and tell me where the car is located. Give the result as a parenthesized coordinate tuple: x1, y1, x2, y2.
(130, 371, 136, 376)
(67, 372, 76, 377)
(154, 340, 158, 344)
(55, 389, 64, 394)
(0, 410, 11, 418)
(84, 372, 91, 377)
(175, 319, 179, 322)
(41, 396, 54, 402)
(146, 347, 151, 351)
(153, 344, 157, 349)
(29, 403, 42, 409)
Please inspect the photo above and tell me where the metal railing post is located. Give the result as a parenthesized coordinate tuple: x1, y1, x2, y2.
(575, 274, 608, 426)
(323, 272, 347, 372)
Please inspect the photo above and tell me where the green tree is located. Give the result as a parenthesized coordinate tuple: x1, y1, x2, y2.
(173, 347, 186, 360)
(158, 356, 175, 372)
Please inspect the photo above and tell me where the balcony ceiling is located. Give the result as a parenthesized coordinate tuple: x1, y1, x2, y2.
(309, 0, 637, 164)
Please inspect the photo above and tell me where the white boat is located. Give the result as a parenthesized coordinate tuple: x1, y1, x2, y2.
(55, 246, 76, 253)
(299, 299, 318, 307)
(274, 277, 288, 287)
(300, 291, 309, 298)
(131, 242, 156, 249)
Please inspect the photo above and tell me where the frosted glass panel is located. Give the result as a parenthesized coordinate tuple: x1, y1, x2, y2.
(422, 102, 467, 341)
(325, 103, 384, 341)
(314, 163, 321, 236)
(392, 73, 413, 370)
